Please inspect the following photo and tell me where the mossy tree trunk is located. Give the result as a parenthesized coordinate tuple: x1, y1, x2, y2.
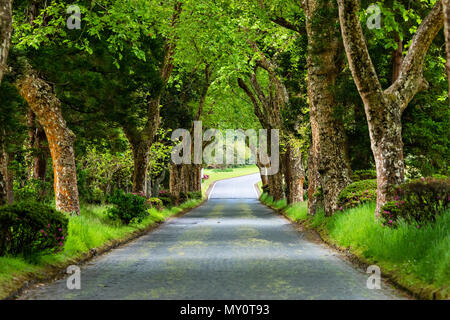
(303, 0, 352, 216)
(337, 0, 443, 216)
(283, 139, 305, 204)
(444, 0, 450, 100)
(0, 0, 12, 85)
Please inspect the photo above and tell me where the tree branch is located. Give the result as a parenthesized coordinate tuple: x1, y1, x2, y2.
(337, 0, 385, 109)
(237, 77, 266, 126)
(270, 16, 304, 34)
(385, 1, 443, 111)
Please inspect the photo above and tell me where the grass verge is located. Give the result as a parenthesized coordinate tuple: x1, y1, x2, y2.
(260, 193, 449, 299)
(0, 199, 203, 299)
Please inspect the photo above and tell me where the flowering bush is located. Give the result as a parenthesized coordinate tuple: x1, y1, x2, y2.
(159, 190, 169, 195)
(381, 177, 449, 228)
(147, 197, 163, 211)
(107, 190, 149, 224)
(202, 174, 210, 180)
(0, 202, 68, 257)
(338, 179, 377, 210)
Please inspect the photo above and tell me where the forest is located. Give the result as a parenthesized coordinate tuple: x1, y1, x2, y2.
(0, 0, 449, 300)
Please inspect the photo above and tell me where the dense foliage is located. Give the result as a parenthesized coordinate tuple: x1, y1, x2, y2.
(338, 180, 378, 210)
(107, 190, 149, 224)
(0, 202, 68, 257)
(381, 177, 450, 227)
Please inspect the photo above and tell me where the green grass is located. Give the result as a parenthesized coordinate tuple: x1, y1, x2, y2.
(323, 203, 450, 291)
(201, 165, 259, 197)
(0, 200, 202, 299)
(285, 201, 308, 221)
(260, 193, 450, 298)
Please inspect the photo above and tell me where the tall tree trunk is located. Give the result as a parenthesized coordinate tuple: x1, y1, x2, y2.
(170, 163, 201, 200)
(170, 163, 187, 203)
(0, 0, 12, 85)
(32, 127, 49, 181)
(28, 109, 50, 181)
(307, 131, 321, 215)
(16, 66, 80, 214)
(0, 138, 7, 205)
(304, 0, 352, 216)
(129, 139, 151, 195)
(392, 34, 403, 83)
(338, 0, 443, 216)
(267, 169, 284, 201)
(256, 160, 269, 186)
(186, 164, 202, 193)
(444, 0, 450, 100)
(284, 141, 305, 204)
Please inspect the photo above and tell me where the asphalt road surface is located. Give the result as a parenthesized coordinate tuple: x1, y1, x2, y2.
(20, 173, 403, 300)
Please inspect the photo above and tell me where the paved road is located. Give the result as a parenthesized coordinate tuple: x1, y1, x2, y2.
(20, 174, 403, 299)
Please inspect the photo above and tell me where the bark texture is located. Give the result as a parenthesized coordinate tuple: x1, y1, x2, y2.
(0, 138, 7, 205)
(444, 0, 450, 100)
(304, 0, 352, 216)
(16, 66, 80, 214)
(0, 0, 12, 85)
(27, 109, 50, 180)
(283, 139, 305, 204)
(337, 0, 443, 216)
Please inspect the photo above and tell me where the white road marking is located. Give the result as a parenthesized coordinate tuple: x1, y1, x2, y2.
(208, 181, 218, 200)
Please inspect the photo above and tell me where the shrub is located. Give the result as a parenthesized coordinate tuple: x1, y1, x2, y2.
(107, 190, 149, 224)
(187, 191, 202, 200)
(380, 177, 449, 227)
(147, 197, 163, 211)
(159, 189, 169, 196)
(89, 187, 105, 204)
(159, 193, 177, 207)
(338, 179, 377, 210)
(13, 179, 53, 203)
(351, 169, 377, 182)
(0, 202, 68, 257)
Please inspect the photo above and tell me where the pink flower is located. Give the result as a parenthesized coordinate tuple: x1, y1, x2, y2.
(40, 229, 44, 233)
(339, 206, 343, 211)
(47, 224, 50, 228)
(389, 220, 393, 224)
(61, 236, 64, 240)
(59, 242, 63, 246)
(58, 228, 62, 232)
